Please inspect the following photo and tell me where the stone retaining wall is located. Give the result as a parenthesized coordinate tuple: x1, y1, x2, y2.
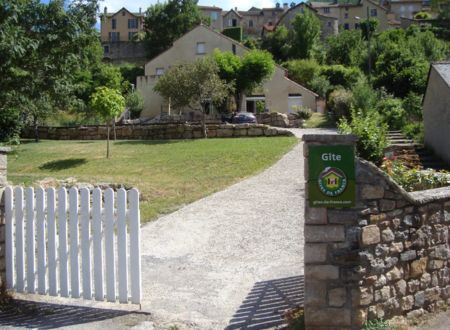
(21, 124, 293, 140)
(255, 112, 302, 128)
(303, 134, 450, 329)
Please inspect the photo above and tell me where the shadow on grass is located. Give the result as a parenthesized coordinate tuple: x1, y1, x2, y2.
(39, 158, 87, 171)
(225, 275, 304, 329)
(0, 299, 151, 329)
(114, 140, 187, 146)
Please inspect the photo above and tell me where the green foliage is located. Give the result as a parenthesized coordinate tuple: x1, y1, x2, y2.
(0, 108, 21, 143)
(402, 122, 424, 143)
(242, 38, 260, 50)
(309, 75, 332, 98)
(290, 10, 321, 59)
(382, 158, 449, 192)
(89, 87, 125, 121)
(351, 78, 377, 112)
(143, 0, 206, 59)
(0, 0, 102, 139)
(402, 92, 423, 121)
(325, 30, 366, 67)
(293, 106, 313, 120)
(223, 27, 243, 42)
(92, 64, 123, 91)
(320, 65, 362, 89)
(431, 0, 450, 19)
(119, 64, 145, 87)
(377, 97, 407, 130)
(126, 91, 144, 119)
(283, 59, 321, 89)
(284, 307, 305, 330)
(261, 26, 291, 62)
(327, 88, 353, 118)
(338, 110, 387, 164)
(414, 11, 432, 19)
(360, 18, 379, 40)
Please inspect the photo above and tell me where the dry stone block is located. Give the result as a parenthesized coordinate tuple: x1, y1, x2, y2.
(304, 225, 345, 243)
(306, 308, 351, 327)
(305, 206, 327, 224)
(328, 287, 346, 307)
(361, 225, 380, 246)
(353, 308, 368, 328)
(380, 199, 396, 211)
(304, 243, 327, 263)
(305, 265, 339, 280)
(410, 257, 428, 278)
(401, 295, 414, 311)
(381, 228, 395, 243)
(305, 280, 327, 306)
(361, 185, 384, 199)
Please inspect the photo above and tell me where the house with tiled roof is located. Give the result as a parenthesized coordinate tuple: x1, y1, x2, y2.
(423, 62, 450, 165)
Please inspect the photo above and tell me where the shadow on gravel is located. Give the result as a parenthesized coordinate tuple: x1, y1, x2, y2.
(225, 275, 304, 330)
(0, 299, 148, 329)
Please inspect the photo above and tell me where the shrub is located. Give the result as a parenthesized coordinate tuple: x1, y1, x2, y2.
(376, 97, 407, 130)
(328, 88, 353, 118)
(362, 319, 396, 330)
(293, 106, 313, 120)
(351, 77, 377, 112)
(284, 59, 321, 89)
(402, 92, 422, 121)
(338, 109, 387, 164)
(320, 65, 362, 89)
(0, 108, 22, 144)
(414, 11, 432, 19)
(381, 157, 449, 192)
(402, 122, 424, 143)
(126, 91, 144, 119)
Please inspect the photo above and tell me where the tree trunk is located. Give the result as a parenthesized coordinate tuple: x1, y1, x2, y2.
(201, 110, 207, 138)
(33, 116, 39, 142)
(106, 122, 110, 159)
(235, 91, 243, 112)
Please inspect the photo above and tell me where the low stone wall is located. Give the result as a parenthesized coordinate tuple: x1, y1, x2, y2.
(303, 134, 450, 329)
(255, 112, 302, 128)
(21, 124, 293, 140)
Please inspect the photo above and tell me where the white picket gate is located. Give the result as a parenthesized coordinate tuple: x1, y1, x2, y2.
(4, 186, 142, 304)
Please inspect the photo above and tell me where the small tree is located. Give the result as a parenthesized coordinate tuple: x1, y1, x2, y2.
(126, 91, 144, 119)
(89, 87, 125, 158)
(154, 57, 230, 137)
(289, 10, 321, 59)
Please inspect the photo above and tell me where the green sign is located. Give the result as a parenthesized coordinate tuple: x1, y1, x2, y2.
(308, 145, 355, 208)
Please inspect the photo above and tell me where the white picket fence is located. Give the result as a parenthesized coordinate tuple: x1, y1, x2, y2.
(4, 186, 142, 304)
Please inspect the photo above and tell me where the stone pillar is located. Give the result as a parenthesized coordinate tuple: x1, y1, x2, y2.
(0, 147, 11, 288)
(303, 134, 358, 330)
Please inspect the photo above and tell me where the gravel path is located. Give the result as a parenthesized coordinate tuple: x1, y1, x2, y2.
(138, 128, 335, 329)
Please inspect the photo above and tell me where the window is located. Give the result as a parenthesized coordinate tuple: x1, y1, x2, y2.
(196, 42, 206, 54)
(155, 68, 164, 76)
(231, 18, 237, 27)
(344, 13, 348, 19)
(370, 8, 377, 17)
(355, 23, 360, 29)
(249, 20, 253, 27)
(344, 23, 349, 30)
(211, 12, 218, 21)
(108, 32, 120, 42)
(327, 21, 332, 27)
(112, 18, 116, 30)
(128, 18, 138, 29)
(128, 31, 136, 41)
(232, 44, 236, 55)
(323, 7, 330, 13)
(103, 45, 109, 54)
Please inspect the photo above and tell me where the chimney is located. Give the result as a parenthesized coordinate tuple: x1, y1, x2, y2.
(139, 7, 142, 14)
(104, 6, 107, 14)
(235, 7, 237, 11)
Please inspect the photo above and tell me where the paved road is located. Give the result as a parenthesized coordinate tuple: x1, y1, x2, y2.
(138, 129, 319, 329)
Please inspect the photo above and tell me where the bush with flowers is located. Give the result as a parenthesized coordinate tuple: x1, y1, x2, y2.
(381, 156, 450, 192)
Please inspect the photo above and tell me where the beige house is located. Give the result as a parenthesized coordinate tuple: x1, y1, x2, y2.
(423, 63, 450, 165)
(310, 0, 390, 31)
(387, 0, 431, 20)
(136, 25, 318, 119)
(276, 2, 339, 39)
(198, 5, 223, 31)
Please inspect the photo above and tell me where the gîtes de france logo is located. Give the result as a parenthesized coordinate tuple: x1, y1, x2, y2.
(318, 167, 347, 197)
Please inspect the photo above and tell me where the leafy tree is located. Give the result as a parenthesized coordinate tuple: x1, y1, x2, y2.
(289, 10, 321, 59)
(320, 65, 363, 89)
(283, 59, 321, 89)
(126, 91, 145, 119)
(402, 92, 423, 121)
(119, 63, 145, 87)
(327, 88, 353, 118)
(154, 57, 230, 137)
(0, 0, 101, 142)
(143, 0, 208, 59)
(89, 87, 125, 158)
(214, 49, 275, 112)
(261, 26, 291, 62)
(92, 64, 123, 91)
(351, 77, 377, 113)
(325, 30, 366, 67)
(431, 0, 450, 19)
(360, 18, 378, 41)
(376, 97, 407, 130)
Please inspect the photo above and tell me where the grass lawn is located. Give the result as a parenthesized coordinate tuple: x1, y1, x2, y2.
(305, 113, 336, 129)
(8, 137, 297, 223)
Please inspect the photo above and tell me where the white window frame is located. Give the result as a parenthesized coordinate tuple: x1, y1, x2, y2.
(196, 42, 206, 55)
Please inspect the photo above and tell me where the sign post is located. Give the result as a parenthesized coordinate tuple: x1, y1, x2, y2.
(308, 145, 355, 208)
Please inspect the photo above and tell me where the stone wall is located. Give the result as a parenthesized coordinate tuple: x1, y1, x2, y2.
(255, 112, 303, 128)
(21, 124, 293, 140)
(303, 134, 450, 329)
(0, 147, 10, 288)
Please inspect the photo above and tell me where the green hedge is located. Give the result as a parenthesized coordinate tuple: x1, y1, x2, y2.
(223, 27, 242, 42)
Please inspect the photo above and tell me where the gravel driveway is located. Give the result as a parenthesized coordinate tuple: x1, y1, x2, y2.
(139, 128, 335, 329)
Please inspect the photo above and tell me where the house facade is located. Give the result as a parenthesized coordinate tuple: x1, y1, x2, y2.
(136, 25, 318, 120)
(276, 2, 339, 39)
(387, 0, 431, 20)
(99, 7, 146, 63)
(422, 63, 450, 165)
(310, 0, 390, 31)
